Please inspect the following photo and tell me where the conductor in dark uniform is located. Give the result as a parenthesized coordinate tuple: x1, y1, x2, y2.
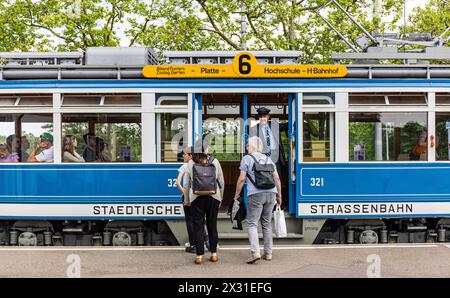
(249, 107, 288, 176)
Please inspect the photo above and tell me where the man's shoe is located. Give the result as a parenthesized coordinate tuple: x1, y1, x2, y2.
(194, 256, 203, 265)
(246, 253, 261, 264)
(185, 245, 196, 254)
(210, 254, 218, 262)
(262, 253, 272, 261)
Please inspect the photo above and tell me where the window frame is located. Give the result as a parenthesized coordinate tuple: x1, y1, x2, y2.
(299, 92, 338, 163)
(349, 93, 428, 106)
(154, 93, 192, 164)
(347, 91, 435, 163)
(61, 112, 143, 163)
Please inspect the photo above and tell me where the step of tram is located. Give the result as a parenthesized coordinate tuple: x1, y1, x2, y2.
(215, 212, 304, 244)
(218, 232, 304, 239)
(165, 210, 306, 246)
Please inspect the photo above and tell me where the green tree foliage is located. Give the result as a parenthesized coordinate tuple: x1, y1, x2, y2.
(407, 0, 450, 37)
(0, 0, 405, 62)
(133, 0, 403, 63)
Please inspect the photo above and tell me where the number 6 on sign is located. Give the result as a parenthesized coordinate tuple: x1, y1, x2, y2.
(232, 52, 256, 77)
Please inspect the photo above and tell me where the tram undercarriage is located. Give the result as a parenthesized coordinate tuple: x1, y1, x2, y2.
(0, 220, 178, 246)
(314, 218, 450, 244)
(0, 217, 448, 246)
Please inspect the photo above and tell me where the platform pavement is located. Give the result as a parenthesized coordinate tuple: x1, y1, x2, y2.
(0, 243, 448, 278)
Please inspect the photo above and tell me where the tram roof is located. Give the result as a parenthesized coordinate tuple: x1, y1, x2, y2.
(0, 78, 449, 90)
(0, 47, 450, 80)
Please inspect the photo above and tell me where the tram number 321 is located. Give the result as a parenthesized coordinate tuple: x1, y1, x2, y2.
(310, 178, 324, 187)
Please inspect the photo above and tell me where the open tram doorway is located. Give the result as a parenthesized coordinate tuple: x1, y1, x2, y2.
(196, 93, 295, 213)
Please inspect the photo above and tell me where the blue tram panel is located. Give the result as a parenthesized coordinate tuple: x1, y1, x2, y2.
(297, 163, 450, 219)
(0, 164, 184, 219)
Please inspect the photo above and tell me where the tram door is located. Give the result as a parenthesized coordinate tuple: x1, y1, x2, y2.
(193, 93, 297, 214)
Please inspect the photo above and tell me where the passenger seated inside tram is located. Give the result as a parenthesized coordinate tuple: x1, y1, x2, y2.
(0, 144, 18, 163)
(82, 133, 97, 162)
(95, 137, 111, 162)
(410, 129, 428, 160)
(303, 119, 320, 158)
(63, 135, 85, 162)
(27, 132, 54, 163)
(20, 136, 30, 162)
(6, 135, 20, 161)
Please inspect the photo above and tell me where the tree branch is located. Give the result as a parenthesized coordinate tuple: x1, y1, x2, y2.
(81, 5, 96, 44)
(129, 18, 150, 47)
(25, 1, 77, 45)
(129, 0, 156, 47)
(306, 38, 321, 63)
(246, 13, 273, 50)
(104, 3, 117, 44)
(298, 5, 321, 11)
(195, 0, 240, 49)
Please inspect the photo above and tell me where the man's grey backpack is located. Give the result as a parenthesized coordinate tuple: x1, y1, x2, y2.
(246, 154, 275, 189)
(192, 157, 217, 196)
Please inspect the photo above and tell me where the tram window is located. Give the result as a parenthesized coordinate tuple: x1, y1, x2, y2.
(158, 113, 187, 162)
(203, 118, 241, 161)
(62, 113, 141, 162)
(303, 93, 335, 105)
(388, 94, 427, 105)
(18, 95, 53, 106)
(205, 104, 240, 116)
(349, 95, 386, 105)
(156, 94, 188, 106)
(349, 112, 427, 161)
(436, 93, 450, 105)
(103, 94, 141, 106)
(349, 93, 427, 105)
(0, 97, 16, 106)
(303, 112, 334, 162)
(435, 113, 450, 161)
(0, 114, 53, 163)
(62, 94, 141, 107)
(62, 95, 101, 106)
(250, 105, 286, 116)
(0, 94, 52, 107)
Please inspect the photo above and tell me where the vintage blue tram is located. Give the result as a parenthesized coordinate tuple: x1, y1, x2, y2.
(0, 46, 450, 245)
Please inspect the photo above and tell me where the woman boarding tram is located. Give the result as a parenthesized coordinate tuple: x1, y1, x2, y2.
(233, 136, 282, 264)
(183, 141, 224, 264)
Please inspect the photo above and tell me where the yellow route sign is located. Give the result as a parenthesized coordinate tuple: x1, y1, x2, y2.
(142, 52, 347, 79)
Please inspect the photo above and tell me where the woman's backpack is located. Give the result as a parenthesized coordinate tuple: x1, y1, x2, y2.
(246, 154, 275, 189)
(192, 157, 217, 196)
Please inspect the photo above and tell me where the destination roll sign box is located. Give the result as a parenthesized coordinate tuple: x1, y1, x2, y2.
(142, 52, 347, 79)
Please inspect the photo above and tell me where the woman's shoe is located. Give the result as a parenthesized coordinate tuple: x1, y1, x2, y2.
(246, 253, 261, 264)
(210, 254, 218, 262)
(194, 256, 203, 265)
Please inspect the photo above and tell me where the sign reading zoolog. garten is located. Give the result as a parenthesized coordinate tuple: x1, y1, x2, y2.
(142, 52, 347, 78)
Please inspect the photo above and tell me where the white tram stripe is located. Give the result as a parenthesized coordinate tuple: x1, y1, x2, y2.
(0, 243, 438, 251)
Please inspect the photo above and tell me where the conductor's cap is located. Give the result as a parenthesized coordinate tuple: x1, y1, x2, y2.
(257, 107, 271, 115)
